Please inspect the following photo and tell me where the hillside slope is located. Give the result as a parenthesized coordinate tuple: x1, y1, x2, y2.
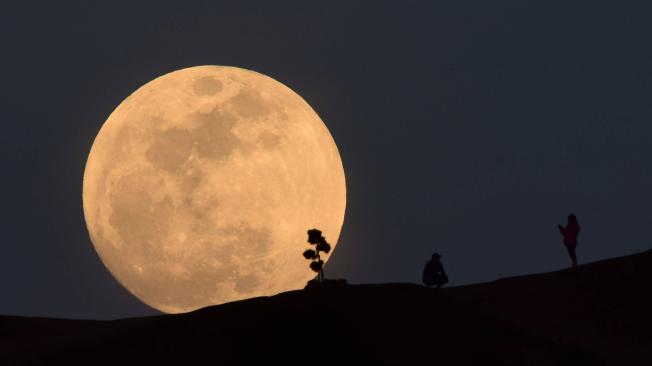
(1, 250, 651, 365)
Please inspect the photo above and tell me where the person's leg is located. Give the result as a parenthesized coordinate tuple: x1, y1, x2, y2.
(566, 246, 577, 267)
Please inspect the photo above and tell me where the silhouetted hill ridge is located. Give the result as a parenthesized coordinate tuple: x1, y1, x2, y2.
(1, 250, 651, 365)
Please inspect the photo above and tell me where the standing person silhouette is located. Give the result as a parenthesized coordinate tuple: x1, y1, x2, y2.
(422, 253, 448, 288)
(558, 214, 581, 268)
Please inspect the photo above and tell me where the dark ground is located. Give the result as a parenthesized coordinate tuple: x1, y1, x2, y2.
(2, 250, 651, 365)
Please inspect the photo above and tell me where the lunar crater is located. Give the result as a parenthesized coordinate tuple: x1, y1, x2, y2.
(192, 76, 223, 96)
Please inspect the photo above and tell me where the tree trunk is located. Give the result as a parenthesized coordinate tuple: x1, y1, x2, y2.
(316, 252, 324, 283)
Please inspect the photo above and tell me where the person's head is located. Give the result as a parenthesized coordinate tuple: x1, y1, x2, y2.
(432, 253, 442, 260)
(568, 214, 577, 225)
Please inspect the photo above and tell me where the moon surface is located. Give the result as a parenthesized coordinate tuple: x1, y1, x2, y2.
(82, 66, 346, 313)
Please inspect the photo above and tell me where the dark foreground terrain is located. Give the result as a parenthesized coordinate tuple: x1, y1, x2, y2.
(2, 250, 651, 365)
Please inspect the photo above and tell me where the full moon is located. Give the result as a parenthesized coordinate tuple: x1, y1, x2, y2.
(82, 66, 346, 313)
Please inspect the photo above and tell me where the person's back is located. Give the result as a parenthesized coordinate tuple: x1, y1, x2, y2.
(560, 222, 580, 245)
(422, 253, 448, 288)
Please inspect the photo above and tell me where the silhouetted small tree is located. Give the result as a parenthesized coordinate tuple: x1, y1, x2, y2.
(303, 228, 331, 283)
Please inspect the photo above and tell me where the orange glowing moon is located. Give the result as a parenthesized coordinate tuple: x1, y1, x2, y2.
(82, 66, 346, 313)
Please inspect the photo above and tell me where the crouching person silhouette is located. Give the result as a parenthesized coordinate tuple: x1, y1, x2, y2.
(422, 253, 448, 288)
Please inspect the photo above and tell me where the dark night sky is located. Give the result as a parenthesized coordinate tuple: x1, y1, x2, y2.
(2, 1, 652, 319)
